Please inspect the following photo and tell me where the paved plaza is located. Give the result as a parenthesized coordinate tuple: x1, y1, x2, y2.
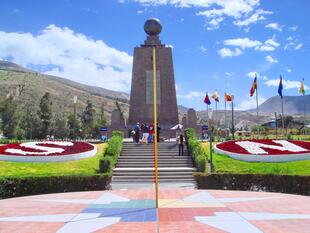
(0, 188, 310, 232)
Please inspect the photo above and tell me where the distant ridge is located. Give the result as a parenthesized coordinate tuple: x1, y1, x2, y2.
(250, 95, 310, 115)
(0, 60, 129, 122)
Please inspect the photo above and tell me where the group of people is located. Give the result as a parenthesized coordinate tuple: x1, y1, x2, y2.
(131, 122, 161, 144)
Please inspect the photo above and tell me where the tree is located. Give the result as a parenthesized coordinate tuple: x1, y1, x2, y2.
(54, 115, 68, 139)
(20, 105, 41, 139)
(67, 113, 81, 139)
(92, 103, 107, 138)
(80, 100, 96, 138)
(38, 92, 53, 138)
(0, 96, 18, 138)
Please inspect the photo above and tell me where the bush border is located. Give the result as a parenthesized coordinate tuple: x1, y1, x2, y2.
(0, 175, 111, 199)
(194, 173, 310, 196)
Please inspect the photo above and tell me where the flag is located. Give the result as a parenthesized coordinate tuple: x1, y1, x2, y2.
(250, 75, 257, 97)
(278, 75, 283, 98)
(224, 92, 232, 102)
(204, 93, 211, 105)
(211, 91, 219, 102)
(299, 78, 305, 95)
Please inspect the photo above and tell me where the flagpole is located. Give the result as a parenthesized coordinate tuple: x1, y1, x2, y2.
(281, 96, 284, 130)
(207, 104, 209, 124)
(256, 75, 259, 137)
(215, 101, 218, 127)
(224, 99, 227, 128)
(231, 97, 235, 140)
(152, 47, 159, 209)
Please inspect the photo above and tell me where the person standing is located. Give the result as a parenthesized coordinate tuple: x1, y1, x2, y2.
(157, 123, 161, 142)
(178, 134, 184, 156)
(149, 123, 154, 143)
(134, 122, 140, 143)
(141, 124, 149, 144)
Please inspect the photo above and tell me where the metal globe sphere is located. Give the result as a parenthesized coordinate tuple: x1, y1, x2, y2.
(144, 18, 162, 36)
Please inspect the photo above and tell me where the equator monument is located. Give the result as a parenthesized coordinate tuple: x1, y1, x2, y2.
(128, 18, 179, 133)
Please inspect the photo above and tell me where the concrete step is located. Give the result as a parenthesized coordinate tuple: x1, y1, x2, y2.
(113, 172, 195, 176)
(118, 155, 192, 161)
(112, 177, 195, 182)
(116, 164, 194, 168)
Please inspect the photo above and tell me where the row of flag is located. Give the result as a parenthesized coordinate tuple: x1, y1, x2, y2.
(204, 91, 233, 105)
(204, 75, 306, 104)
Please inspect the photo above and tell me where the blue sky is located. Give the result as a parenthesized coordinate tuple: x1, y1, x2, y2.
(0, 0, 309, 111)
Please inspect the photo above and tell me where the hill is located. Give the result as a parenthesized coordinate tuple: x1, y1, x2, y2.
(252, 95, 310, 115)
(0, 61, 129, 123)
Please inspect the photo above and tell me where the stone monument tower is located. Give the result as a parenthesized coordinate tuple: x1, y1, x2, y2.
(128, 18, 178, 128)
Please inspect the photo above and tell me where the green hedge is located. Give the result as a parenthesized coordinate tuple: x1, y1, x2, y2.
(185, 128, 206, 173)
(194, 173, 310, 196)
(99, 131, 123, 173)
(0, 175, 111, 199)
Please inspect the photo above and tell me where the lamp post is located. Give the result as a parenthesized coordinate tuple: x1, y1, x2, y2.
(73, 96, 78, 120)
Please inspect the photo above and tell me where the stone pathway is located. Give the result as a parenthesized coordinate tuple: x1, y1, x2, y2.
(0, 189, 310, 232)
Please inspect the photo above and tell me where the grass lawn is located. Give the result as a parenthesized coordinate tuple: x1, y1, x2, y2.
(0, 143, 107, 178)
(201, 142, 310, 176)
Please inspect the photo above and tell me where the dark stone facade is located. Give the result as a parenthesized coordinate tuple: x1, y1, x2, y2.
(128, 19, 178, 129)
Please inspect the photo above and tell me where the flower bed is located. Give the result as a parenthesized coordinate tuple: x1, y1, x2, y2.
(215, 139, 310, 162)
(0, 141, 97, 162)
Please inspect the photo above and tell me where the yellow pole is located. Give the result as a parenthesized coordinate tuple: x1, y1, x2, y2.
(152, 47, 159, 208)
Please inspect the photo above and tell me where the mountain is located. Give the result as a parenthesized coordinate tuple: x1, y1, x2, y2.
(0, 60, 129, 123)
(252, 95, 310, 115)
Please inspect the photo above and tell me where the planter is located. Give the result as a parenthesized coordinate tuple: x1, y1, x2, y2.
(0, 141, 97, 162)
(215, 139, 310, 162)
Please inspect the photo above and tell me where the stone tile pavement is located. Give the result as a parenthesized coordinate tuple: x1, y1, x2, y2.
(0, 188, 309, 232)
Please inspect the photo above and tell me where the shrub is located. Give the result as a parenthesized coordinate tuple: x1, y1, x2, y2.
(195, 155, 206, 172)
(194, 173, 310, 196)
(0, 175, 111, 199)
(112, 130, 124, 138)
(104, 135, 123, 159)
(99, 131, 123, 174)
(185, 128, 207, 173)
(99, 156, 114, 173)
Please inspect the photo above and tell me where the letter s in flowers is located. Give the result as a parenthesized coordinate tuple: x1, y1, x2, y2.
(5, 141, 74, 156)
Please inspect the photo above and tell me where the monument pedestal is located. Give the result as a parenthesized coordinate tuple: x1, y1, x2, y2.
(128, 19, 179, 131)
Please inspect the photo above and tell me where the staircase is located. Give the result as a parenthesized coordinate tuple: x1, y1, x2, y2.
(111, 142, 197, 186)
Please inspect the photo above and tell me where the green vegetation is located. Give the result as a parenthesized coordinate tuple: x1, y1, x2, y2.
(0, 91, 108, 140)
(99, 133, 123, 173)
(0, 143, 107, 178)
(202, 142, 310, 176)
(185, 128, 207, 172)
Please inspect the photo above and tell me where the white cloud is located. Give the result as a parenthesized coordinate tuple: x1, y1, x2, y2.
(222, 36, 280, 52)
(200, 45, 207, 54)
(284, 41, 303, 51)
(234, 9, 272, 27)
(287, 36, 293, 41)
(225, 72, 233, 76)
(257, 36, 280, 51)
(132, 0, 269, 30)
(0, 25, 133, 92)
(137, 10, 144, 14)
(247, 71, 259, 79)
(180, 18, 185, 22)
(238, 95, 266, 110)
(288, 26, 298, 31)
(265, 55, 278, 63)
(265, 79, 308, 90)
(295, 43, 303, 50)
(287, 68, 292, 73)
(265, 22, 282, 31)
(217, 47, 242, 58)
(177, 91, 205, 99)
(224, 38, 262, 49)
